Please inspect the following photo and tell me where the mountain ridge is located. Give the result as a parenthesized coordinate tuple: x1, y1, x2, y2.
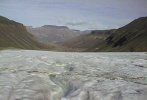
(96, 16, 147, 52)
(0, 16, 54, 50)
(1, 15, 147, 52)
(63, 16, 147, 52)
(26, 25, 81, 44)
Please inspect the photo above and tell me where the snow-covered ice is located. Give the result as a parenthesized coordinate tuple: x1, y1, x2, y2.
(0, 50, 147, 100)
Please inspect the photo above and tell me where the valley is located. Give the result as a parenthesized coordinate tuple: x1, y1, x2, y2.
(0, 0, 147, 100)
(0, 16, 147, 52)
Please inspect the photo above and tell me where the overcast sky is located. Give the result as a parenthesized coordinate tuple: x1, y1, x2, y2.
(0, 0, 147, 30)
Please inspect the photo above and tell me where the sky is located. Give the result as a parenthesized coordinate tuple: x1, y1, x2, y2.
(0, 0, 147, 30)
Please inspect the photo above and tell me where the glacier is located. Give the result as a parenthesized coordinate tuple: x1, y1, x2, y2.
(0, 50, 147, 100)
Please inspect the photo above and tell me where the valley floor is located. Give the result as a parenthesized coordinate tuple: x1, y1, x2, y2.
(0, 50, 147, 100)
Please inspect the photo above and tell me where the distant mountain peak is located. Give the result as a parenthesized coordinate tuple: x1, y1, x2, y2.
(26, 24, 81, 44)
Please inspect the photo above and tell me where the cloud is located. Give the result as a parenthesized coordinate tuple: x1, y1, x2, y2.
(66, 22, 88, 26)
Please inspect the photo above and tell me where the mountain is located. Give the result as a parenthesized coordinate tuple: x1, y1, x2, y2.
(62, 30, 114, 51)
(0, 16, 53, 50)
(63, 17, 147, 52)
(1, 16, 146, 52)
(26, 25, 81, 44)
(94, 17, 147, 52)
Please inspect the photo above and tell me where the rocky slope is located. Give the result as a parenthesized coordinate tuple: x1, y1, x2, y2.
(0, 50, 147, 100)
(26, 25, 80, 44)
(0, 16, 52, 50)
(89, 17, 147, 52)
